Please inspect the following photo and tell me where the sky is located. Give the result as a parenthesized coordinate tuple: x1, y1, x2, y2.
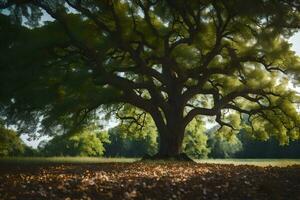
(21, 31, 300, 148)
(290, 32, 300, 54)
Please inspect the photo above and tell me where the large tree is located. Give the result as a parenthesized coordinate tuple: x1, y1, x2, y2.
(1, 0, 300, 159)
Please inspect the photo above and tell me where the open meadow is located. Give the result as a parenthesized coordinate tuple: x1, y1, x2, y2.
(1, 157, 300, 200)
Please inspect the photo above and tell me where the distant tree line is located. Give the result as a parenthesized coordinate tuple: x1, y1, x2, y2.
(207, 127, 300, 158)
(1, 123, 300, 158)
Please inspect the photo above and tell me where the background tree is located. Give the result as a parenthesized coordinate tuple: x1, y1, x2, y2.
(104, 125, 158, 157)
(182, 117, 210, 159)
(236, 130, 300, 158)
(1, 0, 300, 159)
(207, 126, 243, 158)
(103, 104, 158, 157)
(0, 123, 26, 156)
(39, 125, 110, 156)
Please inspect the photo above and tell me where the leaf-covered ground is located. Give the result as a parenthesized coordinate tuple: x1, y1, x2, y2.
(0, 161, 300, 200)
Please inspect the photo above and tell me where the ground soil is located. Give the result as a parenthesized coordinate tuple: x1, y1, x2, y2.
(0, 162, 300, 200)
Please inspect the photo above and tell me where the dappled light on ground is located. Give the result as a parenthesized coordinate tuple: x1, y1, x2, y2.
(0, 162, 300, 199)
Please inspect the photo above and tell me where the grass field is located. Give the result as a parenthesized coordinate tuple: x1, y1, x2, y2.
(0, 157, 138, 164)
(195, 158, 300, 167)
(1, 157, 300, 167)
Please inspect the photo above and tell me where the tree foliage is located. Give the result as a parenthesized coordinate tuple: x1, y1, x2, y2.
(1, 0, 300, 156)
(0, 124, 25, 156)
(207, 126, 243, 158)
(183, 118, 210, 158)
(236, 130, 300, 158)
(39, 126, 110, 156)
(104, 125, 158, 157)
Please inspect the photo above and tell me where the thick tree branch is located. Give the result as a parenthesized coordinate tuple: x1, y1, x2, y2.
(183, 107, 216, 128)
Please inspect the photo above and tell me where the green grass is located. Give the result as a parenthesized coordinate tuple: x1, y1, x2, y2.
(0, 157, 138, 165)
(1, 157, 300, 167)
(195, 159, 300, 167)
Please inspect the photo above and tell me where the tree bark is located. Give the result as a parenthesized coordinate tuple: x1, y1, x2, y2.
(157, 122, 184, 157)
(144, 123, 193, 161)
(146, 106, 193, 161)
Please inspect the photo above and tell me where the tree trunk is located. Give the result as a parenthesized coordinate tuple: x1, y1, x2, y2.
(157, 124, 184, 158)
(145, 110, 193, 161)
(144, 124, 192, 161)
(144, 75, 193, 161)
